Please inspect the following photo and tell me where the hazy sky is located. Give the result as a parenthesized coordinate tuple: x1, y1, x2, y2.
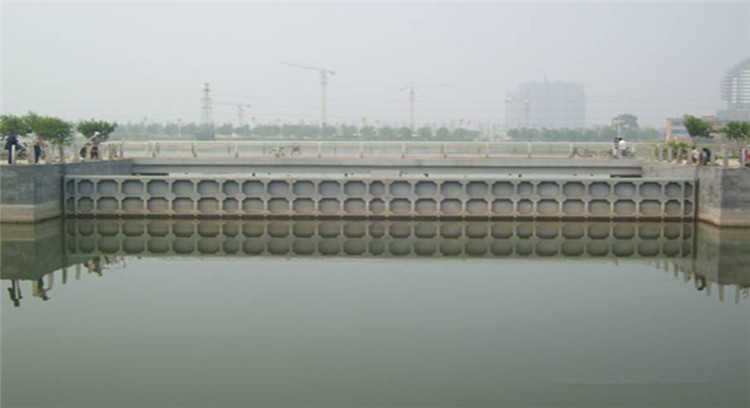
(2, 1, 749, 128)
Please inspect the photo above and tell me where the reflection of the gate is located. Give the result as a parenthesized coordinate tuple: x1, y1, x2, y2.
(66, 220, 694, 259)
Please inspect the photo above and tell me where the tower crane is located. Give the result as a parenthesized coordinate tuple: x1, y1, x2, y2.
(399, 82, 456, 132)
(282, 61, 336, 128)
(213, 102, 252, 127)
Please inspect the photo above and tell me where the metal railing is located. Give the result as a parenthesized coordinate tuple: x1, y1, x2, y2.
(94, 140, 654, 160)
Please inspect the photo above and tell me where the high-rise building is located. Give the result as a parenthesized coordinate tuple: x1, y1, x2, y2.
(718, 57, 750, 121)
(505, 82, 585, 129)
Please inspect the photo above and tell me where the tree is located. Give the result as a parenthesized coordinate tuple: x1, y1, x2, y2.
(77, 119, 118, 141)
(721, 121, 750, 149)
(683, 115, 713, 144)
(31, 116, 74, 161)
(360, 126, 376, 139)
(216, 123, 235, 136)
(435, 126, 451, 139)
(0, 114, 31, 139)
(194, 124, 215, 140)
(397, 126, 413, 140)
(416, 126, 432, 138)
(612, 114, 639, 138)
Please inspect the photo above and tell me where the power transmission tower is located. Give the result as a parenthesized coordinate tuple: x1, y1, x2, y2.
(201, 83, 213, 125)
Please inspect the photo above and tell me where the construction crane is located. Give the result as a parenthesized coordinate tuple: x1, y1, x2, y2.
(214, 102, 252, 127)
(282, 61, 336, 128)
(399, 82, 456, 132)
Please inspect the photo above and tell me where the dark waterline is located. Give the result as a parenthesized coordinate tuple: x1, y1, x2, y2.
(2, 219, 749, 407)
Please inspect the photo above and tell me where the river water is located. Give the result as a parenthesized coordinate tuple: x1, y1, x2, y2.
(2, 219, 748, 407)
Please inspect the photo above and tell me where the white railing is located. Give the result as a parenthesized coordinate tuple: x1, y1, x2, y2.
(96, 140, 655, 160)
(651, 143, 749, 168)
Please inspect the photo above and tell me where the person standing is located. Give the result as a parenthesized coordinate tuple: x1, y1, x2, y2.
(34, 133, 47, 164)
(690, 146, 699, 165)
(617, 137, 628, 158)
(4, 134, 22, 164)
(87, 131, 102, 160)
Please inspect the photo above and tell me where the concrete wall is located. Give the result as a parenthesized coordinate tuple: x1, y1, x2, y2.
(64, 174, 696, 220)
(697, 166, 750, 227)
(0, 160, 132, 223)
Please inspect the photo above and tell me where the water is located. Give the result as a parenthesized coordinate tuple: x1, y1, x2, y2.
(2, 219, 749, 407)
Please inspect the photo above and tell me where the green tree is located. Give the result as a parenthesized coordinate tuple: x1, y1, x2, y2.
(195, 124, 215, 141)
(435, 126, 451, 139)
(217, 123, 234, 135)
(397, 126, 413, 140)
(31, 116, 74, 161)
(683, 115, 713, 144)
(360, 126, 376, 139)
(721, 121, 750, 149)
(613, 114, 639, 138)
(0, 114, 31, 139)
(77, 119, 118, 141)
(416, 126, 432, 138)
(378, 126, 396, 139)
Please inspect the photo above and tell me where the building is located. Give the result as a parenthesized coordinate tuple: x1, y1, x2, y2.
(718, 57, 750, 121)
(505, 82, 585, 129)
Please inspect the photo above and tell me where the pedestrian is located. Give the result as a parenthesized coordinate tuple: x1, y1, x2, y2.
(34, 133, 47, 164)
(701, 148, 712, 165)
(617, 137, 628, 158)
(690, 146, 699, 165)
(4, 134, 22, 164)
(87, 131, 102, 160)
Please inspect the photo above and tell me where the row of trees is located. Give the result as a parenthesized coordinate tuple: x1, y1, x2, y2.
(1, 112, 118, 159)
(683, 115, 750, 147)
(109, 121, 482, 141)
(507, 114, 662, 142)
(506, 126, 662, 142)
(1, 113, 118, 141)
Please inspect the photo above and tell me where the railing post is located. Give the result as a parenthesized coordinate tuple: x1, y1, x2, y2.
(658, 145, 664, 161)
(569, 143, 574, 157)
(358, 142, 363, 158)
(527, 142, 532, 158)
(667, 146, 673, 162)
(484, 142, 490, 158)
(191, 142, 197, 158)
(401, 142, 406, 158)
(234, 142, 239, 158)
(317, 142, 322, 158)
(154, 142, 160, 158)
(741, 147, 747, 167)
(442, 143, 447, 158)
(71, 144, 79, 163)
(721, 145, 728, 167)
(120, 141, 125, 159)
(9, 145, 15, 165)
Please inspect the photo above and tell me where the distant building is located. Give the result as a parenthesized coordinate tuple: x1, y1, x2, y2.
(505, 82, 585, 129)
(718, 57, 750, 121)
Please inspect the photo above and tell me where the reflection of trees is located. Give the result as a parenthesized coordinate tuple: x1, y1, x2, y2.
(651, 260, 750, 304)
(4, 256, 125, 307)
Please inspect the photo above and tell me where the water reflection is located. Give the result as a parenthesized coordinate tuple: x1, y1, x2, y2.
(2, 219, 749, 305)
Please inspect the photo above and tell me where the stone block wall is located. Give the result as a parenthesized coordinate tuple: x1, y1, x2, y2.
(697, 166, 750, 227)
(0, 160, 132, 222)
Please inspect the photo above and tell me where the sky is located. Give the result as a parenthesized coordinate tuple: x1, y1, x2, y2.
(2, 1, 749, 128)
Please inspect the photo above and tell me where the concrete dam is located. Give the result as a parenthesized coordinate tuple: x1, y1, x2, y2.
(2, 141, 749, 225)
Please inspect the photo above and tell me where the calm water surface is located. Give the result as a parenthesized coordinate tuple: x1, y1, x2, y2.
(2, 220, 749, 407)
